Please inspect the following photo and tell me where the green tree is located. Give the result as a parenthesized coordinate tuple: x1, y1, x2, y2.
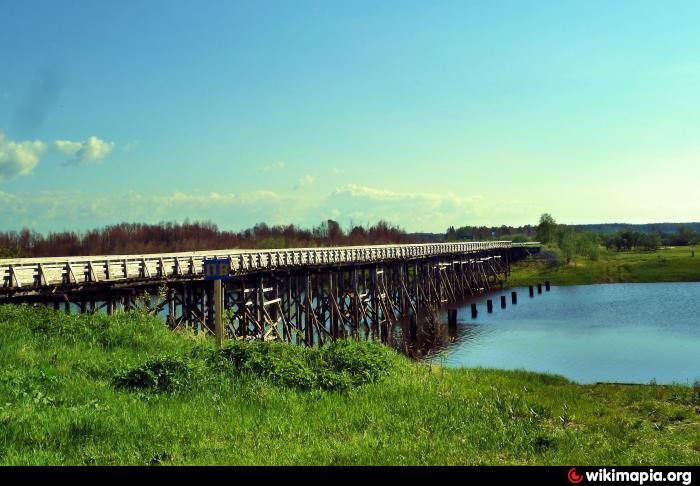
(673, 226, 698, 246)
(535, 213, 557, 244)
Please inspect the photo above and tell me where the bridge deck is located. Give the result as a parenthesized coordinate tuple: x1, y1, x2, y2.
(0, 241, 539, 291)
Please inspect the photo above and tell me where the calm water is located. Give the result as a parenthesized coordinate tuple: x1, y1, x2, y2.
(432, 282, 700, 385)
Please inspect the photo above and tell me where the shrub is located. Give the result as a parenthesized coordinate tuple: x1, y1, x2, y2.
(215, 339, 394, 391)
(319, 340, 392, 386)
(114, 338, 397, 394)
(113, 355, 205, 392)
(536, 248, 562, 268)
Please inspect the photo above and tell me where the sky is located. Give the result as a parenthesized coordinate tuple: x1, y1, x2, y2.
(1, 0, 699, 233)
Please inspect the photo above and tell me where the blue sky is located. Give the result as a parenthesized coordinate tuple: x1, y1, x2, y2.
(1, 0, 699, 232)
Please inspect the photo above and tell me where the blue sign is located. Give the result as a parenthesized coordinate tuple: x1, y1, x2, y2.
(203, 257, 232, 281)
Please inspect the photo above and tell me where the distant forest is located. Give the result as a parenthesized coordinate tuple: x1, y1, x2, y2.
(572, 222, 700, 234)
(0, 219, 698, 258)
(0, 220, 542, 258)
(0, 220, 415, 258)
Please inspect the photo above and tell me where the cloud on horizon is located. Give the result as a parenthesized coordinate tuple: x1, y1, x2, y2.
(0, 184, 543, 234)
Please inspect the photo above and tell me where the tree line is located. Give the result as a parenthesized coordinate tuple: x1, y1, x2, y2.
(534, 213, 699, 264)
(443, 224, 536, 242)
(2, 215, 697, 259)
(599, 226, 698, 251)
(0, 220, 415, 258)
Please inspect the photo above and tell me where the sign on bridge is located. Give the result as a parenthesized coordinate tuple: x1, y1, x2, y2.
(203, 257, 232, 281)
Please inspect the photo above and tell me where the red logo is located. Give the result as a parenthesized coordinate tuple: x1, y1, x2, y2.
(568, 468, 583, 484)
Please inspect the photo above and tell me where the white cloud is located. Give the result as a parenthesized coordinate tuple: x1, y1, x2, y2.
(54, 140, 82, 154)
(0, 185, 544, 234)
(56, 136, 114, 166)
(294, 175, 315, 190)
(0, 189, 312, 232)
(0, 131, 47, 181)
(0, 131, 117, 181)
(327, 184, 538, 230)
(332, 184, 486, 209)
(0, 190, 19, 204)
(152, 190, 284, 208)
(262, 161, 285, 172)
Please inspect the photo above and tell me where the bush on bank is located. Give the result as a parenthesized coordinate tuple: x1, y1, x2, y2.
(114, 336, 396, 393)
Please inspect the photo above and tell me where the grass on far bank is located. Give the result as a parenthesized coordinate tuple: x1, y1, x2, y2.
(508, 245, 700, 287)
(0, 304, 698, 465)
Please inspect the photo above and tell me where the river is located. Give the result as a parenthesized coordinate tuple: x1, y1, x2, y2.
(418, 282, 700, 385)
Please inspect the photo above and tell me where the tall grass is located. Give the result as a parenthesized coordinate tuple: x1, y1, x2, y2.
(508, 245, 700, 287)
(0, 305, 697, 465)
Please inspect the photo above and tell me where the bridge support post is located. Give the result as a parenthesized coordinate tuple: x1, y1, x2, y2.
(305, 274, 313, 347)
(371, 267, 380, 338)
(284, 274, 292, 342)
(413, 262, 420, 312)
(214, 279, 224, 346)
(206, 286, 214, 333)
(329, 272, 338, 339)
(166, 289, 174, 327)
(257, 276, 265, 340)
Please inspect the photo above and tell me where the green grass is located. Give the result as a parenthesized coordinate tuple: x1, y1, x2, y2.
(0, 304, 698, 465)
(508, 245, 700, 287)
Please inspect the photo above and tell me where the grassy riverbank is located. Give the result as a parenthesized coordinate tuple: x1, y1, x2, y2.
(1, 305, 698, 465)
(508, 245, 700, 287)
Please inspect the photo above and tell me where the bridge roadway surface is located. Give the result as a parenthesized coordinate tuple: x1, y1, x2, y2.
(0, 241, 538, 293)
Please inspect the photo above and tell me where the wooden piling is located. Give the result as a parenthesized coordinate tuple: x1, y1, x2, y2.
(329, 272, 338, 339)
(511, 291, 517, 304)
(487, 299, 493, 313)
(537, 283, 542, 294)
(214, 279, 223, 346)
(305, 274, 313, 346)
(471, 303, 477, 318)
(167, 289, 174, 326)
(447, 308, 457, 327)
(545, 281, 550, 291)
(500, 295, 506, 308)
(529, 286, 534, 297)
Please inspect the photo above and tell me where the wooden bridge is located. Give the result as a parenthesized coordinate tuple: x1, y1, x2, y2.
(0, 241, 539, 345)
